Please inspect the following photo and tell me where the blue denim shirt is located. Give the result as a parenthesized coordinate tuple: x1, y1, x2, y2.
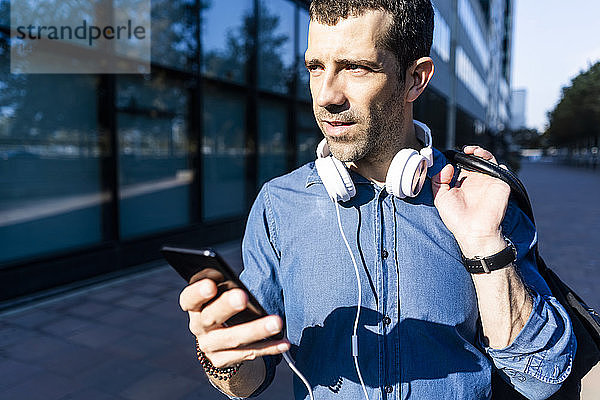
(239, 149, 575, 400)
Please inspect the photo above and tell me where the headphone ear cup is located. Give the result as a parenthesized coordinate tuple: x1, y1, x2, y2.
(386, 149, 428, 198)
(386, 149, 415, 198)
(315, 156, 356, 202)
(402, 154, 428, 197)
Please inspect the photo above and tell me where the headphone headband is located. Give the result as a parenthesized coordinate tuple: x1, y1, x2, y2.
(413, 120, 434, 167)
(316, 138, 330, 158)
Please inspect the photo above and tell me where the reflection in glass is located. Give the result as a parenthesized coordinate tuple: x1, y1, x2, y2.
(202, 0, 253, 84)
(203, 85, 247, 221)
(116, 75, 192, 238)
(152, 0, 198, 71)
(258, 0, 295, 94)
(258, 99, 288, 187)
(296, 105, 321, 166)
(297, 8, 311, 99)
(117, 74, 187, 113)
(0, 1, 9, 27)
(0, 71, 104, 263)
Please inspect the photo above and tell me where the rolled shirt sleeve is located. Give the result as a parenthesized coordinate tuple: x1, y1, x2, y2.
(479, 201, 577, 400)
(481, 292, 575, 399)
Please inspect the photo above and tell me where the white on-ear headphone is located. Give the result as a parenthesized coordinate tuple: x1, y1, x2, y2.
(315, 120, 434, 201)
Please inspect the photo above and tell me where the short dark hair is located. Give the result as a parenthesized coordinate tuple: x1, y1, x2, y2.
(309, 0, 434, 79)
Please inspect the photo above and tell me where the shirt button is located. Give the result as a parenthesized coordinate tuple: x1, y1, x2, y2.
(384, 385, 393, 393)
(382, 316, 392, 326)
(382, 249, 389, 259)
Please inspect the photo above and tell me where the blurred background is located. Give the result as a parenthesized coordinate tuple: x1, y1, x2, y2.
(0, 0, 528, 302)
(0, 0, 599, 398)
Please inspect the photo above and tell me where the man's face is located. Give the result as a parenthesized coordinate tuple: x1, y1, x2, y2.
(305, 10, 407, 163)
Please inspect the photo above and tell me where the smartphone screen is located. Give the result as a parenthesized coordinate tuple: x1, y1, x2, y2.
(161, 246, 282, 339)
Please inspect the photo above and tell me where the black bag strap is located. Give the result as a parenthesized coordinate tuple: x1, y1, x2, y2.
(443, 150, 534, 225)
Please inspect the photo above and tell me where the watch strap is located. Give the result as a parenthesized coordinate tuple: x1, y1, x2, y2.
(462, 238, 517, 274)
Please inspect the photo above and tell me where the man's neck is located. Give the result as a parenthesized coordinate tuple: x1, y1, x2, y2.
(346, 122, 422, 186)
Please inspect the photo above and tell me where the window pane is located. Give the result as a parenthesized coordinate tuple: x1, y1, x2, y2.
(117, 75, 192, 238)
(116, 74, 187, 113)
(202, 85, 247, 221)
(0, 0, 7, 26)
(0, 71, 104, 263)
(258, 99, 288, 187)
(296, 105, 321, 166)
(258, 0, 295, 94)
(297, 8, 311, 100)
(152, 0, 198, 71)
(202, 0, 253, 84)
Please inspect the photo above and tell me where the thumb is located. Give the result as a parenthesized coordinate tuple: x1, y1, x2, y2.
(431, 164, 454, 199)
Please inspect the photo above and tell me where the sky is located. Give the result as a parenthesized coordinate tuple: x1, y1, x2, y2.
(511, 0, 600, 131)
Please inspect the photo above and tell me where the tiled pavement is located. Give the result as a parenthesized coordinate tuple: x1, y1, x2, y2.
(1, 161, 599, 400)
(0, 242, 293, 400)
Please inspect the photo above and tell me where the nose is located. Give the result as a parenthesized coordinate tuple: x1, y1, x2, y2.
(314, 72, 347, 109)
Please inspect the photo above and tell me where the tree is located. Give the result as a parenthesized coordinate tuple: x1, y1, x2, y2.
(203, 2, 293, 91)
(513, 128, 545, 149)
(545, 62, 600, 148)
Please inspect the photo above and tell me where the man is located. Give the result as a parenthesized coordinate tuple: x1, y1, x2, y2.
(180, 1, 575, 399)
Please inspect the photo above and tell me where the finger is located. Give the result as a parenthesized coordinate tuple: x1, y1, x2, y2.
(180, 279, 217, 311)
(199, 315, 284, 352)
(194, 288, 248, 331)
(473, 147, 497, 164)
(436, 163, 455, 184)
(205, 339, 291, 368)
(431, 164, 454, 186)
(431, 163, 454, 192)
(463, 145, 497, 164)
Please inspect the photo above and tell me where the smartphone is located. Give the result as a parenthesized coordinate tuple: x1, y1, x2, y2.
(161, 246, 283, 339)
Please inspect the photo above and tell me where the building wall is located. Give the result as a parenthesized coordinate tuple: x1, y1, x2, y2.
(0, 0, 515, 303)
(430, 0, 514, 142)
(511, 89, 527, 130)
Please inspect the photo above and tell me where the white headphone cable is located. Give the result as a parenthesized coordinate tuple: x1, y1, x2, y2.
(282, 351, 314, 400)
(281, 201, 370, 400)
(335, 201, 370, 400)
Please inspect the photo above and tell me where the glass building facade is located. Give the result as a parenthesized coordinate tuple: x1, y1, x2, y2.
(0, 0, 515, 303)
(427, 0, 514, 147)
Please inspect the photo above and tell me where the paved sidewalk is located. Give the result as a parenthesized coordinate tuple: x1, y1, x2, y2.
(518, 161, 600, 399)
(1, 161, 599, 399)
(0, 242, 293, 400)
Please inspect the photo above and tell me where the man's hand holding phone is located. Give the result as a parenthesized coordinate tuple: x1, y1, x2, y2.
(164, 247, 290, 397)
(179, 278, 290, 369)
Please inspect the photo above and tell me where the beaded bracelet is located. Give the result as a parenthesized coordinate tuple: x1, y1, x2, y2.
(195, 338, 242, 381)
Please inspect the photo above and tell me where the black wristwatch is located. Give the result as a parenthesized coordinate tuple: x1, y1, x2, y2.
(461, 237, 517, 274)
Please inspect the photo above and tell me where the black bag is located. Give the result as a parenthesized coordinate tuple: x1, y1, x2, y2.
(444, 150, 600, 400)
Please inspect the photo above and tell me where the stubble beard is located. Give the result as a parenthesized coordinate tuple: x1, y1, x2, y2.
(314, 100, 406, 164)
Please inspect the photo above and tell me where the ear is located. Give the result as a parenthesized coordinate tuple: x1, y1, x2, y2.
(404, 57, 434, 103)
